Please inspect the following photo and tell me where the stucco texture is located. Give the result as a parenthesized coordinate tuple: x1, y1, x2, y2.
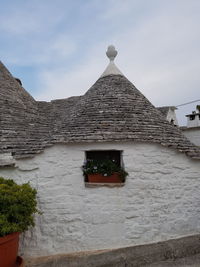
(183, 128, 200, 146)
(0, 142, 200, 258)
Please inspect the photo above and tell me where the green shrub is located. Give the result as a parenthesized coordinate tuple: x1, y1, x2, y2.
(0, 177, 40, 237)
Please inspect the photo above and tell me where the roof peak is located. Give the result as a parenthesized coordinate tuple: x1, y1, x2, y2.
(106, 45, 118, 61)
(100, 45, 124, 78)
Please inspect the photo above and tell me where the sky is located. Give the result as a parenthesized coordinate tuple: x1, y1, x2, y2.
(1, 0, 200, 125)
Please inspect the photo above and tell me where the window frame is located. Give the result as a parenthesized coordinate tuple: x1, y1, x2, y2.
(83, 149, 126, 186)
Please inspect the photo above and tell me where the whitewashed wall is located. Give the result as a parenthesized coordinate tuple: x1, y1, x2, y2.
(187, 115, 200, 128)
(183, 128, 200, 146)
(166, 108, 178, 126)
(0, 142, 200, 258)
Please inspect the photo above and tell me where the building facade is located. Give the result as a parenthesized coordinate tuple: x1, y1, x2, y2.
(181, 106, 200, 146)
(0, 46, 200, 257)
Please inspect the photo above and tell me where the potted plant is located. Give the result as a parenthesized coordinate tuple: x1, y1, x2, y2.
(82, 159, 128, 183)
(0, 177, 40, 267)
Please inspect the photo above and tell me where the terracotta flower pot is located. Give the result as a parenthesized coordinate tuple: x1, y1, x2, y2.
(88, 173, 122, 183)
(0, 232, 20, 267)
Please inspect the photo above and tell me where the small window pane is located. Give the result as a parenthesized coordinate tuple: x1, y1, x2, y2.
(86, 150, 121, 166)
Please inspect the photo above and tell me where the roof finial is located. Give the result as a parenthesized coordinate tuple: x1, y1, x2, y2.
(106, 45, 117, 62)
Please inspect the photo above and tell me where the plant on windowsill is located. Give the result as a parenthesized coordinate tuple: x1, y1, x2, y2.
(0, 177, 40, 267)
(82, 159, 128, 183)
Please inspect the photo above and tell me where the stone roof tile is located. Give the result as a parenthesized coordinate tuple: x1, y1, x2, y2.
(1, 52, 200, 162)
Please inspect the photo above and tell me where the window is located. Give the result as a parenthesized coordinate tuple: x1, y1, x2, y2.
(189, 115, 195, 120)
(83, 150, 127, 185)
(86, 150, 121, 167)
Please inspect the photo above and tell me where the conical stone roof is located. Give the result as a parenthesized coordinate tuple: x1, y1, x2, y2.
(1, 47, 200, 161)
(52, 73, 200, 158)
(0, 61, 52, 159)
(0, 61, 35, 106)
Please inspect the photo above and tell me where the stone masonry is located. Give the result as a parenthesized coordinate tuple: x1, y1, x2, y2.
(0, 142, 200, 257)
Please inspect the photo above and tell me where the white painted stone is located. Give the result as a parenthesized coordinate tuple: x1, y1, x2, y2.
(0, 152, 15, 166)
(100, 61, 123, 78)
(106, 45, 118, 61)
(166, 107, 178, 126)
(187, 113, 200, 128)
(0, 142, 200, 257)
(100, 45, 123, 77)
(183, 128, 200, 146)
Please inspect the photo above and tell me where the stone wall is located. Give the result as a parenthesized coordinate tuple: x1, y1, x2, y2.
(0, 142, 200, 257)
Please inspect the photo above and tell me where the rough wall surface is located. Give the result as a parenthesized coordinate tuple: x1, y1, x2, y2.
(0, 142, 200, 258)
(182, 128, 200, 146)
(186, 115, 200, 128)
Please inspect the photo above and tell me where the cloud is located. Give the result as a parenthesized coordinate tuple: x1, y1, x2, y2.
(1, 36, 77, 67)
(0, 0, 78, 66)
(0, 1, 67, 35)
(34, 0, 200, 126)
(36, 42, 107, 100)
(113, 1, 200, 117)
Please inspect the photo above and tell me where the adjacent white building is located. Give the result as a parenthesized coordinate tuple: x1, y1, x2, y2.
(181, 106, 200, 146)
(0, 46, 200, 258)
(186, 106, 200, 128)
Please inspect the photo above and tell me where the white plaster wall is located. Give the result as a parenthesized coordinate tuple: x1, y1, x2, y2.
(183, 129, 200, 146)
(187, 116, 200, 128)
(0, 142, 200, 258)
(166, 109, 178, 126)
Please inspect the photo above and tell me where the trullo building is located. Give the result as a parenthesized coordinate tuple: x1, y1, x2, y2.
(0, 46, 200, 257)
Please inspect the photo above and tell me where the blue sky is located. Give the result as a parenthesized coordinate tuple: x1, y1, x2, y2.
(1, 0, 200, 125)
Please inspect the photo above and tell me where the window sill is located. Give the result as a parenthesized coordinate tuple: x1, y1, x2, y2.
(85, 182, 125, 188)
